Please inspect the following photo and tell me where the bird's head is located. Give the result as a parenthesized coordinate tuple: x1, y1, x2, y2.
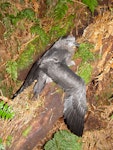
(53, 35, 79, 53)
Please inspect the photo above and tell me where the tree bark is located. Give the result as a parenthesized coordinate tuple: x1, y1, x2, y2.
(7, 85, 64, 150)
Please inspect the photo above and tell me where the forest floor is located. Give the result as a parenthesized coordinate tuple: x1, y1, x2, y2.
(0, 0, 113, 150)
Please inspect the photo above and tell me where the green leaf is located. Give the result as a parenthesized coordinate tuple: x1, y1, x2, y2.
(2, 111, 6, 118)
(50, 25, 66, 38)
(3, 103, 9, 111)
(44, 130, 82, 150)
(8, 8, 36, 25)
(74, 42, 95, 84)
(75, 43, 94, 62)
(0, 138, 2, 144)
(54, 3, 68, 20)
(30, 25, 45, 35)
(18, 8, 35, 20)
(82, 0, 98, 13)
(0, 110, 3, 116)
(9, 14, 20, 25)
(77, 62, 92, 84)
(0, 101, 5, 109)
(30, 25, 49, 45)
(0, 101, 15, 120)
(17, 44, 35, 70)
(6, 61, 18, 81)
(54, 0, 73, 20)
(5, 112, 11, 119)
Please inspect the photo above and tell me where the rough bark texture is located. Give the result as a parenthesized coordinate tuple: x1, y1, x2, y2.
(7, 85, 64, 150)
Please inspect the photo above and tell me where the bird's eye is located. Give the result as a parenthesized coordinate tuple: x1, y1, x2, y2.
(53, 57, 59, 63)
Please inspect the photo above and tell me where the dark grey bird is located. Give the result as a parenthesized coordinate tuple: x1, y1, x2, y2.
(12, 35, 78, 98)
(12, 35, 87, 136)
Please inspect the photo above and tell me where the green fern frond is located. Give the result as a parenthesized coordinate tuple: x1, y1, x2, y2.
(30, 25, 50, 46)
(75, 43, 94, 62)
(50, 25, 66, 37)
(77, 62, 92, 84)
(18, 8, 35, 20)
(44, 130, 82, 150)
(54, 2, 68, 20)
(8, 8, 36, 25)
(0, 101, 15, 120)
(82, 0, 98, 13)
(54, 0, 73, 20)
(6, 61, 18, 81)
(50, 14, 74, 38)
(17, 43, 35, 70)
(74, 43, 95, 84)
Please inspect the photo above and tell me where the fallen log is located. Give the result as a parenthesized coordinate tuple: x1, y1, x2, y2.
(0, 83, 64, 150)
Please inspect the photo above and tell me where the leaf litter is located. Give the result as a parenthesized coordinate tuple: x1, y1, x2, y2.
(0, 1, 113, 150)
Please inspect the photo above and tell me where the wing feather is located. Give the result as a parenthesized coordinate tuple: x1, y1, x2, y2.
(64, 85, 87, 136)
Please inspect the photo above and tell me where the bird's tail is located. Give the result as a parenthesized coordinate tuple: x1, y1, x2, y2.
(63, 90, 87, 136)
(64, 105, 85, 136)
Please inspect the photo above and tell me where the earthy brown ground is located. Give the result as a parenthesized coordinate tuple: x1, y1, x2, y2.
(0, 0, 113, 150)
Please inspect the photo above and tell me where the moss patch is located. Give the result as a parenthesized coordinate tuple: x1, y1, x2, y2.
(75, 42, 95, 84)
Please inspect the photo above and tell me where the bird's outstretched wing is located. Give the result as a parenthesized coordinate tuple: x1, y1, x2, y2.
(40, 61, 87, 136)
